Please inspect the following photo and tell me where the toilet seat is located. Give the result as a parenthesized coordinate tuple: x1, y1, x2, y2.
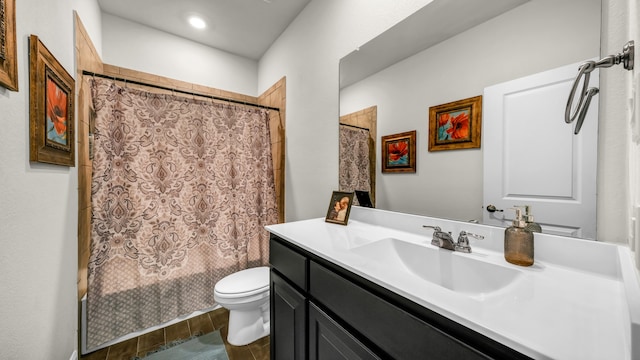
(214, 266, 269, 299)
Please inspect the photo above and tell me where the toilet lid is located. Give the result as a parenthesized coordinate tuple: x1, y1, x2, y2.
(215, 266, 269, 296)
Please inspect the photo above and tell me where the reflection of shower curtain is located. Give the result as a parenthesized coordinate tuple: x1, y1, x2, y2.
(339, 125, 371, 205)
(87, 79, 278, 349)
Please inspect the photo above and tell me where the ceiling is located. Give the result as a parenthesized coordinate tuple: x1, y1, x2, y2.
(97, 0, 311, 60)
(339, 0, 529, 89)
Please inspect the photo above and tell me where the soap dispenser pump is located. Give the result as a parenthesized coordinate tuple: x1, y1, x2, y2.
(517, 205, 542, 233)
(504, 208, 534, 266)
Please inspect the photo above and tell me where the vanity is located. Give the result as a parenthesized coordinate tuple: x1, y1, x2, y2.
(266, 207, 640, 360)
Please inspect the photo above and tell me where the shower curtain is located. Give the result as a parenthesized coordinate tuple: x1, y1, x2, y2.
(87, 78, 278, 349)
(339, 125, 371, 205)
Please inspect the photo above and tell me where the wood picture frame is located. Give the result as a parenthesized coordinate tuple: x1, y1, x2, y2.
(0, 0, 18, 91)
(428, 95, 482, 152)
(325, 191, 354, 225)
(381, 130, 416, 173)
(29, 35, 75, 166)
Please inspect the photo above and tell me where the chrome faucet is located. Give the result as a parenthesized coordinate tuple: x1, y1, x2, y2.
(422, 225, 456, 250)
(423, 226, 484, 253)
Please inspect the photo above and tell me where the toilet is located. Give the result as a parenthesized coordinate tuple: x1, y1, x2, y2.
(214, 266, 270, 346)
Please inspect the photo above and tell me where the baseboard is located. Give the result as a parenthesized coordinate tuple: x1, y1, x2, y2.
(69, 350, 78, 360)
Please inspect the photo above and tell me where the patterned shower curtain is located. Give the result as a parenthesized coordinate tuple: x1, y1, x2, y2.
(87, 79, 278, 349)
(339, 125, 371, 205)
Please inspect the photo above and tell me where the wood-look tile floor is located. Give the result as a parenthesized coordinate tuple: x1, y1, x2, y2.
(81, 308, 269, 360)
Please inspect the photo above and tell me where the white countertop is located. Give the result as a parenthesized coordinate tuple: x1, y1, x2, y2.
(266, 207, 640, 360)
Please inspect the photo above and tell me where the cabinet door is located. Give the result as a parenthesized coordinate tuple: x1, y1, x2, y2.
(271, 270, 306, 360)
(309, 303, 380, 360)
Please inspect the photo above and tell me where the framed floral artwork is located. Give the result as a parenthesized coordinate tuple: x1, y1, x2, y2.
(29, 35, 76, 166)
(0, 0, 18, 91)
(325, 191, 354, 225)
(428, 95, 482, 151)
(381, 130, 416, 173)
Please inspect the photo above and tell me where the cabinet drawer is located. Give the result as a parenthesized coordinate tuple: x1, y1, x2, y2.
(309, 261, 490, 360)
(270, 236, 308, 291)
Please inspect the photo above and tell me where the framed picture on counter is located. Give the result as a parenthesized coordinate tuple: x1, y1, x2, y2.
(325, 191, 354, 225)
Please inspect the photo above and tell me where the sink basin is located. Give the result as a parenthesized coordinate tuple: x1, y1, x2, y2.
(351, 238, 521, 295)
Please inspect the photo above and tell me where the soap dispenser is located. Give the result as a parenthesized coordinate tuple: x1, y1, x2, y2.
(504, 208, 534, 266)
(518, 205, 542, 233)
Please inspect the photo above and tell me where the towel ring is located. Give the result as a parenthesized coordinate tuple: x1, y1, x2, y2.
(565, 40, 634, 134)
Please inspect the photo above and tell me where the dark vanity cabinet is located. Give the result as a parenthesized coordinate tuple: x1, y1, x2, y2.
(269, 234, 531, 360)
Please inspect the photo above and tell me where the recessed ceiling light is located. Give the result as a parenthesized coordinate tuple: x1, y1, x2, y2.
(188, 16, 207, 29)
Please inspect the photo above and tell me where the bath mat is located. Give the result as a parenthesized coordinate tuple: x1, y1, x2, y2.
(134, 331, 229, 360)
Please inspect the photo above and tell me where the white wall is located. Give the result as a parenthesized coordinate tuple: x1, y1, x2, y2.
(629, 0, 640, 265)
(101, 13, 259, 96)
(600, 0, 640, 257)
(0, 1, 101, 359)
(73, 0, 103, 58)
(340, 0, 600, 222)
(600, 0, 637, 248)
(258, 0, 433, 221)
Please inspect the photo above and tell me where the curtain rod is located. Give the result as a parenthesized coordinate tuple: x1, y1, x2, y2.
(82, 70, 280, 112)
(339, 122, 370, 131)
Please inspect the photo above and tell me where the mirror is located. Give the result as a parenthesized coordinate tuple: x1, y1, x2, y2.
(339, 0, 602, 237)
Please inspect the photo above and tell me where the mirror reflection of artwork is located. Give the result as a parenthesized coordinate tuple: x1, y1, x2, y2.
(429, 95, 482, 151)
(388, 139, 409, 165)
(46, 76, 69, 147)
(381, 130, 416, 173)
(436, 108, 471, 142)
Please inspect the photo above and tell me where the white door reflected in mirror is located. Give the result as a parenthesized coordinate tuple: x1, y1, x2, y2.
(483, 61, 598, 239)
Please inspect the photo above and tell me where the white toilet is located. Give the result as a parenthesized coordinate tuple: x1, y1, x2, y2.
(214, 266, 270, 346)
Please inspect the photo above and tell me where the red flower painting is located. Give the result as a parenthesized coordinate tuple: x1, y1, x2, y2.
(445, 112, 470, 140)
(437, 110, 470, 141)
(46, 77, 68, 141)
(382, 130, 416, 172)
(439, 113, 451, 127)
(388, 140, 409, 164)
(428, 95, 481, 152)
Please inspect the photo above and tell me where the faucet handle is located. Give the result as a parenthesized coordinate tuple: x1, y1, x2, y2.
(422, 225, 442, 232)
(455, 231, 484, 253)
(423, 225, 442, 246)
(463, 231, 484, 241)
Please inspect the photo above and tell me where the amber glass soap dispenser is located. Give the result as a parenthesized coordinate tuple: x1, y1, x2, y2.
(504, 208, 534, 266)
